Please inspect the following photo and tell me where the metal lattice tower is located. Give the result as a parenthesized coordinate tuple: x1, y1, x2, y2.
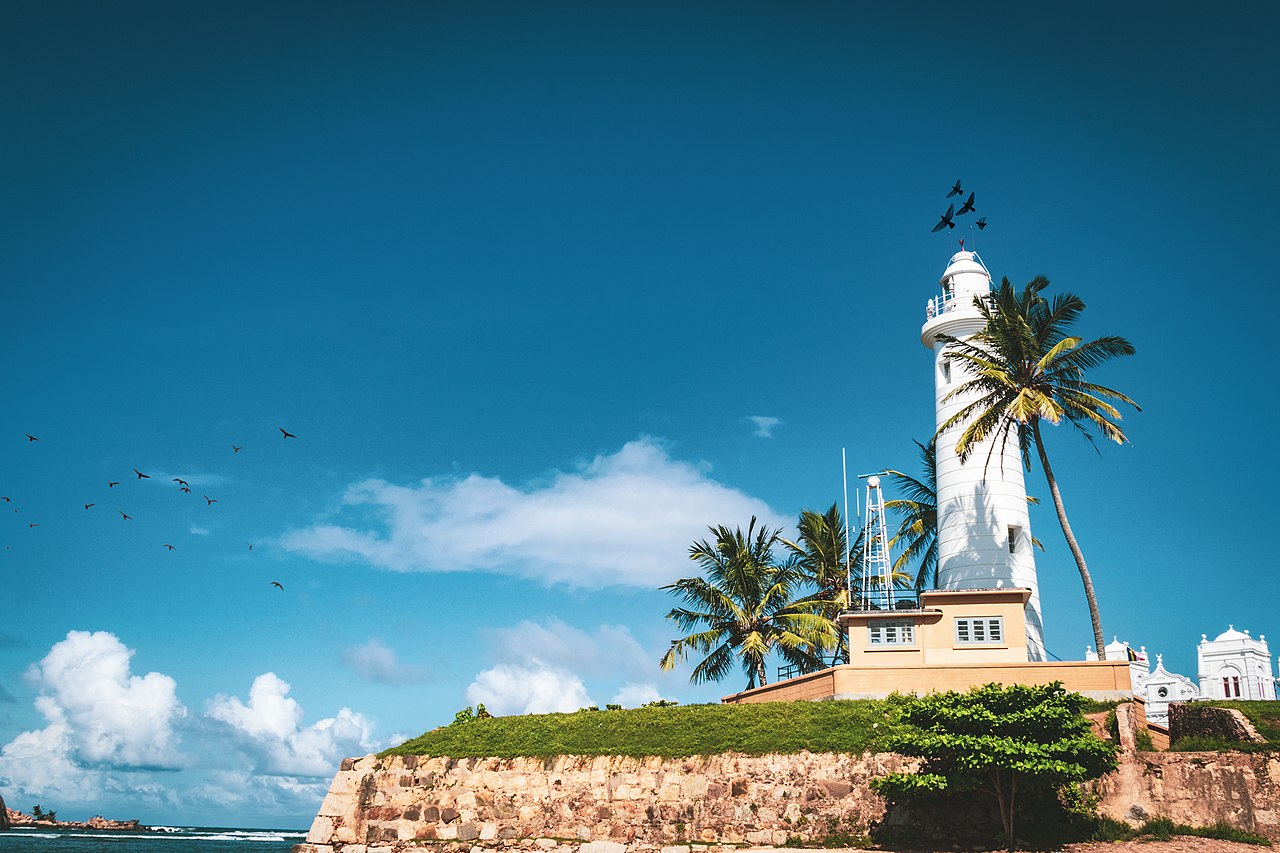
(860, 476, 894, 611)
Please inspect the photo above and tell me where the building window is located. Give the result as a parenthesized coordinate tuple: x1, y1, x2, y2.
(941, 359, 952, 384)
(1222, 676, 1242, 698)
(1007, 525, 1021, 554)
(868, 620, 914, 646)
(955, 617, 1004, 645)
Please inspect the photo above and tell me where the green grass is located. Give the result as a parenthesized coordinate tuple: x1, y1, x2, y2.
(1091, 816, 1271, 846)
(384, 700, 906, 759)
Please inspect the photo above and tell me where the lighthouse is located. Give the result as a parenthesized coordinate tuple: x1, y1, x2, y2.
(921, 248, 1046, 661)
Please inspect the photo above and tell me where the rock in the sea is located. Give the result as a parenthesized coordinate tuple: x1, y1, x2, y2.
(0, 793, 9, 830)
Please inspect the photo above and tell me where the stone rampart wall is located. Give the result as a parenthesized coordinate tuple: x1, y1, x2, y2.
(297, 705, 1280, 853)
(296, 751, 914, 853)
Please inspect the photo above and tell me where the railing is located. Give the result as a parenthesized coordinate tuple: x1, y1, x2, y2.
(926, 291, 993, 320)
(845, 587, 922, 612)
(777, 653, 843, 682)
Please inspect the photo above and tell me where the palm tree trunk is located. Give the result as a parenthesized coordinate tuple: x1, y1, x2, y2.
(1032, 420, 1106, 660)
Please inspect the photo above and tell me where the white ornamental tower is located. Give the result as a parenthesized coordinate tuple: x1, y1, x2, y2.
(921, 249, 1046, 660)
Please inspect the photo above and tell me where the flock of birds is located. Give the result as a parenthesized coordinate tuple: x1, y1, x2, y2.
(932, 179, 988, 233)
(4, 428, 298, 591)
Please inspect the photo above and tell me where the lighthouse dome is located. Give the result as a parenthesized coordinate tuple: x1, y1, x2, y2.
(1213, 625, 1250, 642)
(939, 250, 992, 303)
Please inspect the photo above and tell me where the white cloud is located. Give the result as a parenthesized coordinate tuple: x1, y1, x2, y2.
(465, 664, 594, 716)
(342, 639, 426, 684)
(0, 632, 383, 817)
(0, 631, 187, 804)
(483, 619, 651, 678)
(280, 438, 783, 588)
(745, 415, 782, 438)
(22, 630, 186, 769)
(610, 683, 665, 707)
(207, 673, 377, 777)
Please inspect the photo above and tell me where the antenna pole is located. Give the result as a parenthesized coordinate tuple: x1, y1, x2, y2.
(842, 448, 851, 608)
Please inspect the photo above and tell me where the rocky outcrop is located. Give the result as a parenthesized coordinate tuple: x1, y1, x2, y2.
(0, 794, 9, 831)
(4, 809, 140, 831)
(1169, 703, 1266, 745)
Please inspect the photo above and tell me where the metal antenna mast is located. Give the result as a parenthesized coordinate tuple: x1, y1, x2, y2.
(859, 474, 894, 611)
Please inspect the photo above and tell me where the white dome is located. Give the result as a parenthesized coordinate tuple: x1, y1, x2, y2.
(1213, 625, 1249, 642)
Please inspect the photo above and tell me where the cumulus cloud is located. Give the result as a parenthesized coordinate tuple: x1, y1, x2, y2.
(465, 664, 594, 715)
(23, 630, 186, 769)
(745, 415, 782, 438)
(610, 683, 665, 707)
(342, 639, 426, 684)
(279, 438, 783, 588)
(0, 631, 383, 817)
(207, 672, 376, 777)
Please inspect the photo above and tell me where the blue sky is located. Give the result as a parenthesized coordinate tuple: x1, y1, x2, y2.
(2, 0, 1277, 829)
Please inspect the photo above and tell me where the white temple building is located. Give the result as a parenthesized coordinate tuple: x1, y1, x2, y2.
(1199, 626, 1278, 701)
(1089, 628, 1279, 725)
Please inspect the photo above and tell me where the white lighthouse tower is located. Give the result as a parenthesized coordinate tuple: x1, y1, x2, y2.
(921, 248, 1046, 660)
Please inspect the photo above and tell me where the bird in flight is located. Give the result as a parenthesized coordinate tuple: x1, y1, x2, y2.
(1, 497, 9, 502)
(28, 523, 39, 528)
(957, 192, 976, 216)
(204, 496, 218, 505)
(173, 478, 189, 487)
(164, 544, 176, 551)
(84, 503, 94, 510)
(119, 511, 132, 520)
(232, 444, 243, 453)
(947, 179, 963, 198)
(976, 217, 988, 230)
(134, 468, 150, 479)
(180, 487, 192, 493)
(246, 542, 254, 551)
(271, 581, 284, 590)
(279, 427, 296, 439)
(25, 434, 39, 442)
(931, 204, 956, 233)
(108, 481, 120, 488)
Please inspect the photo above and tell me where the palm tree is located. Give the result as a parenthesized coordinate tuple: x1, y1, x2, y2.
(660, 517, 836, 689)
(936, 276, 1139, 660)
(886, 440, 938, 592)
(780, 503, 854, 664)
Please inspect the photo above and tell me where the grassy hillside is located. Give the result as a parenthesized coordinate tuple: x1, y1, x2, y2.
(384, 700, 905, 759)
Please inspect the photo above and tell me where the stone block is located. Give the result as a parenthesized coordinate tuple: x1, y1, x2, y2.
(479, 822, 498, 840)
(305, 816, 335, 844)
(457, 822, 480, 841)
(536, 838, 558, 849)
(660, 846, 691, 853)
(334, 824, 357, 844)
(580, 841, 626, 853)
(819, 779, 853, 799)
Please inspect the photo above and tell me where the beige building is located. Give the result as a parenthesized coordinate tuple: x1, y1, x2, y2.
(723, 588, 1132, 705)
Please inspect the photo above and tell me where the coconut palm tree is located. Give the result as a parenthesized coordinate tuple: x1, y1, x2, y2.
(780, 503, 855, 664)
(936, 276, 1139, 660)
(886, 440, 939, 592)
(660, 517, 836, 689)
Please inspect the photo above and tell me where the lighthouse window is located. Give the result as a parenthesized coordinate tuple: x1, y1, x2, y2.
(1008, 525, 1021, 554)
(868, 620, 914, 646)
(955, 617, 1004, 645)
(941, 359, 952, 384)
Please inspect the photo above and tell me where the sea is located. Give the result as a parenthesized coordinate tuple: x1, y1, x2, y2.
(0, 826, 306, 852)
